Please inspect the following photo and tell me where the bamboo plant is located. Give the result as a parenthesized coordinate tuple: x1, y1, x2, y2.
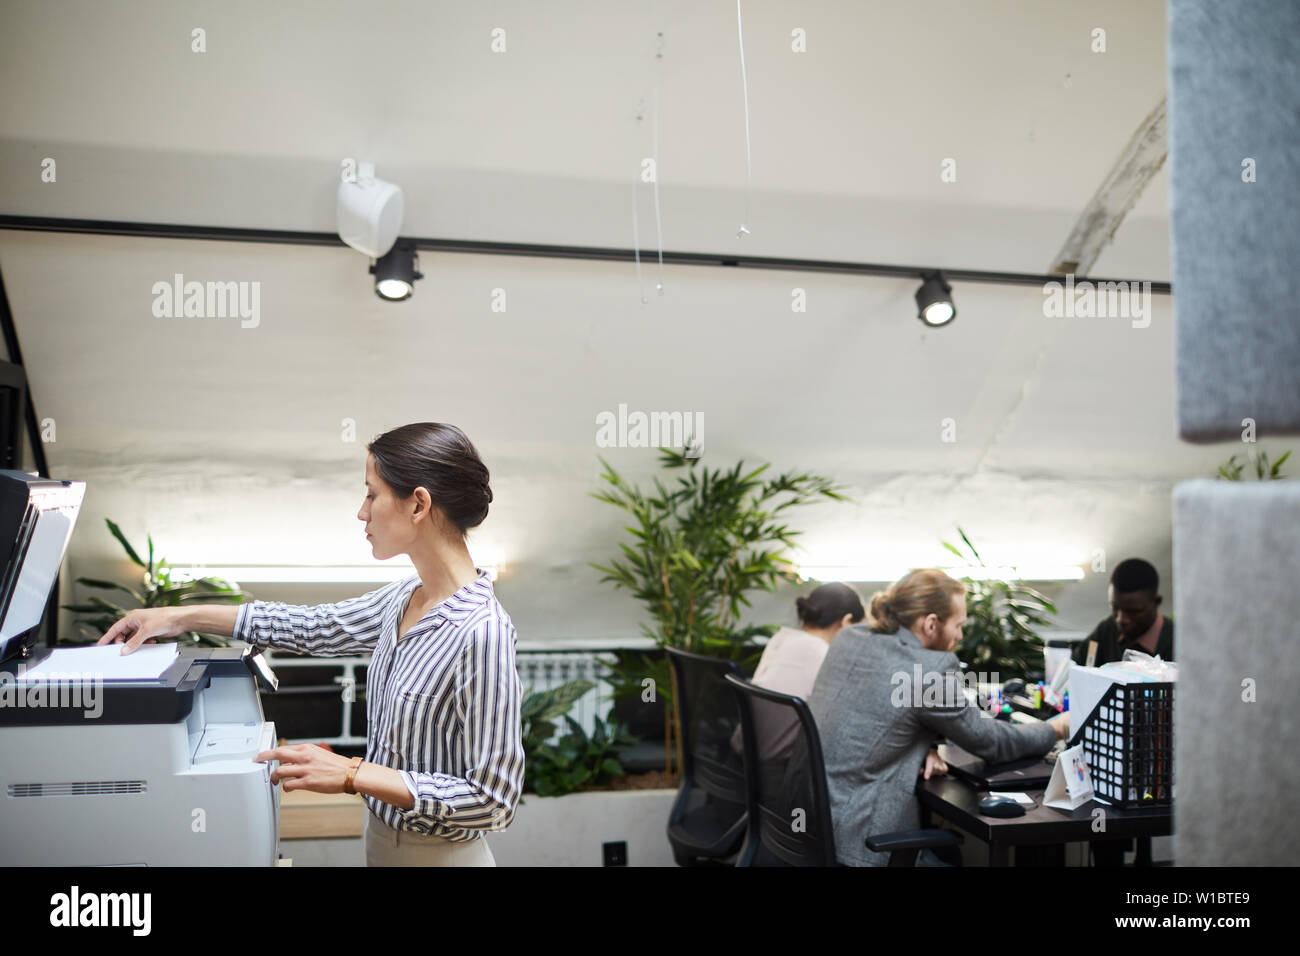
(590, 448, 848, 774)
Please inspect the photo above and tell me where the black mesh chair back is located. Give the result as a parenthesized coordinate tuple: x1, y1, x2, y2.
(664, 647, 748, 864)
(724, 672, 838, 866)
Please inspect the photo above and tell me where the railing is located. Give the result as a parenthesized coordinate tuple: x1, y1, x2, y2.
(261, 654, 370, 747)
(517, 650, 616, 739)
(262, 649, 617, 748)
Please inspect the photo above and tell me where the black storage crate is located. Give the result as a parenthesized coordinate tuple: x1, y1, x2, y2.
(1070, 680, 1173, 809)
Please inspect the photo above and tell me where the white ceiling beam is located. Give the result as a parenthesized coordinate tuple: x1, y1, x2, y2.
(1049, 96, 1168, 277)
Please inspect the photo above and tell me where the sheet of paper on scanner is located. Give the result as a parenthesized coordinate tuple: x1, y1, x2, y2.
(16, 644, 180, 682)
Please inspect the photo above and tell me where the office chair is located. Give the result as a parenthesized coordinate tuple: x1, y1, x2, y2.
(664, 647, 750, 866)
(724, 673, 962, 867)
(723, 672, 837, 865)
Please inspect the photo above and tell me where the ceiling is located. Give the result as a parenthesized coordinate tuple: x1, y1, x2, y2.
(1, 0, 1238, 642)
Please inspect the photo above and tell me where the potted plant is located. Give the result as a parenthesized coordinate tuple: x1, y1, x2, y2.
(942, 527, 1055, 681)
(1217, 448, 1290, 480)
(492, 677, 679, 866)
(60, 518, 247, 645)
(521, 679, 637, 798)
(590, 448, 847, 774)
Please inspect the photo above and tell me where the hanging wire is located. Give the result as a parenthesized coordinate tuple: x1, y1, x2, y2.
(651, 81, 665, 295)
(632, 104, 647, 305)
(632, 30, 667, 303)
(736, 0, 752, 237)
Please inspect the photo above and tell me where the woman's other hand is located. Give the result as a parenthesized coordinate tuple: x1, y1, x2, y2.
(256, 744, 354, 794)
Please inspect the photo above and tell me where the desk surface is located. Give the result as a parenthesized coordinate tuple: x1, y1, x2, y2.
(918, 776, 1172, 847)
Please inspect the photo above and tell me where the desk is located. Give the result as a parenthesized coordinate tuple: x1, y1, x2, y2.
(916, 776, 1171, 866)
(279, 788, 365, 840)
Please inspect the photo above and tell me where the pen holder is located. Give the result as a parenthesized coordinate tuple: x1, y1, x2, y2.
(1069, 680, 1174, 809)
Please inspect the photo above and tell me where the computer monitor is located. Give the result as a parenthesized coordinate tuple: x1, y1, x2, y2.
(0, 471, 85, 664)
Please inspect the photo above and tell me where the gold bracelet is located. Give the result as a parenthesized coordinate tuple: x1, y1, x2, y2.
(343, 756, 364, 795)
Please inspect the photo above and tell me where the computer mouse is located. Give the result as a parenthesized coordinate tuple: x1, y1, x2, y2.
(1002, 678, 1027, 697)
(977, 795, 1027, 818)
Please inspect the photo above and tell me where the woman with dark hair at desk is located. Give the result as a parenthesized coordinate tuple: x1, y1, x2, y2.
(97, 422, 524, 867)
(807, 569, 1069, 866)
(731, 582, 864, 760)
(752, 582, 864, 699)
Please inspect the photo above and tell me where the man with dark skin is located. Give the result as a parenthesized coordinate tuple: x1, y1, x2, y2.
(1072, 558, 1174, 667)
(1071, 557, 1173, 866)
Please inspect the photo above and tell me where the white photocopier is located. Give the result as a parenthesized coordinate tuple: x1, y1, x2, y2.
(0, 470, 282, 866)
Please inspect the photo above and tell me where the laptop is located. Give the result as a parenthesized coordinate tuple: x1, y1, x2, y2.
(939, 742, 1055, 790)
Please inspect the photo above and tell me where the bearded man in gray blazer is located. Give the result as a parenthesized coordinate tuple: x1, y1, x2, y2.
(808, 570, 1070, 866)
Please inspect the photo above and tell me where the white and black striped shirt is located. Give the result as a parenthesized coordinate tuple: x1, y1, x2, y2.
(233, 569, 524, 841)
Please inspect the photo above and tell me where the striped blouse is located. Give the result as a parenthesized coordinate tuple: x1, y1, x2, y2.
(233, 568, 524, 842)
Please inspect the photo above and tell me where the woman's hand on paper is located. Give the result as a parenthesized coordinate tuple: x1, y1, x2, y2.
(95, 607, 186, 654)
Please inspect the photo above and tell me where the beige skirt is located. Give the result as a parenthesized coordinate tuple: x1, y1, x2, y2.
(363, 811, 496, 867)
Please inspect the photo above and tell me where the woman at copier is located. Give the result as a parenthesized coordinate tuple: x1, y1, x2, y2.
(98, 422, 524, 867)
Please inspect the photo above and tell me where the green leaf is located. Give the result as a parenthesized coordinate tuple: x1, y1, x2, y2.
(956, 527, 982, 564)
(1271, 449, 1292, 478)
(105, 519, 146, 568)
(60, 603, 121, 615)
(83, 595, 127, 615)
(675, 549, 703, 571)
(523, 679, 595, 724)
(73, 578, 145, 604)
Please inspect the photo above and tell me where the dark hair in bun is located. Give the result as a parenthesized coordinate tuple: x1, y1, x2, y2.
(795, 582, 865, 629)
(367, 422, 493, 535)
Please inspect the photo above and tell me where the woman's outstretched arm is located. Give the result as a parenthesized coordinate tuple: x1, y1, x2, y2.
(98, 578, 409, 656)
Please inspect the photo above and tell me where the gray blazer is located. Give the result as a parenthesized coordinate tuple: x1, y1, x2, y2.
(807, 624, 1057, 866)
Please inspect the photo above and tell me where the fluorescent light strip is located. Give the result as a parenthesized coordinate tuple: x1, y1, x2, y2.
(793, 565, 915, 583)
(946, 565, 1084, 582)
(795, 565, 1084, 583)
(174, 565, 499, 584)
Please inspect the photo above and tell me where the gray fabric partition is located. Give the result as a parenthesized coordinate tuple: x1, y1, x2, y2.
(1169, 0, 1300, 866)
(1169, 0, 1300, 442)
(1172, 481, 1300, 864)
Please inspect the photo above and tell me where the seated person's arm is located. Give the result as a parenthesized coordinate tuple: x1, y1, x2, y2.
(921, 747, 948, 779)
(914, 667, 1066, 765)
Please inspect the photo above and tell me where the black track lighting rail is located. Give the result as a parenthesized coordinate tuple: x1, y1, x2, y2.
(0, 216, 1172, 294)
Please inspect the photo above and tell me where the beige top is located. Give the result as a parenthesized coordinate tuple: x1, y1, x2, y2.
(731, 626, 831, 762)
(752, 625, 831, 700)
